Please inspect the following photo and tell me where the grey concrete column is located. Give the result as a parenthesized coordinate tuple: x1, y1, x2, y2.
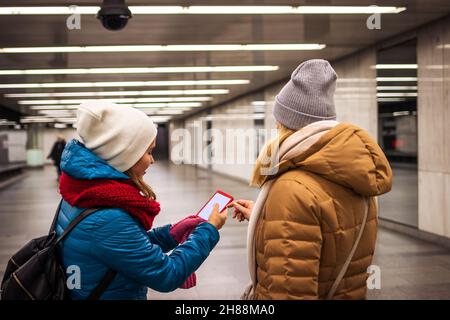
(26, 123, 45, 167)
(417, 16, 450, 238)
(333, 49, 378, 140)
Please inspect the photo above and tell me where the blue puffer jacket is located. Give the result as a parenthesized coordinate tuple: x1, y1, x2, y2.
(55, 139, 220, 300)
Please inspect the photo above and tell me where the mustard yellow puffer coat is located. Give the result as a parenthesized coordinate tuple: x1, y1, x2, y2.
(254, 123, 392, 300)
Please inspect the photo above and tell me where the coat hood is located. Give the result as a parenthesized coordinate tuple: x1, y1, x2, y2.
(276, 123, 393, 196)
(60, 139, 129, 180)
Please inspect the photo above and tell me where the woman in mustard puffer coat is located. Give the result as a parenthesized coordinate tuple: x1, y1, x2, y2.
(229, 60, 392, 300)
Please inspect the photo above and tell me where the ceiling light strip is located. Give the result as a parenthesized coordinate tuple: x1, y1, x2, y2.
(0, 44, 325, 54)
(374, 64, 418, 69)
(4, 89, 230, 98)
(18, 96, 212, 105)
(0, 65, 279, 75)
(377, 92, 418, 97)
(29, 102, 204, 109)
(376, 77, 417, 82)
(376, 86, 417, 91)
(0, 79, 249, 89)
(0, 6, 406, 15)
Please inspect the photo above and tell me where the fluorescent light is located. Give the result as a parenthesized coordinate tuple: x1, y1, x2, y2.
(374, 64, 418, 69)
(146, 116, 172, 123)
(377, 98, 407, 102)
(0, 120, 16, 126)
(38, 109, 75, 113)
(377, 92, 417, 97)
(377, 86, 417, 91)
(30, 106, 78, 110)
(0, 44, 325, 54)
(184, 6, 405, 14)
(5, 89, 230, 98)
(0, 79, 249, 89)
(129, 102, 202, 108)
(0, 7, 99, 15)
(377, 77, 417, 82)
(251, 101, 267, 106)
(155, 110, 185, 115)
(0, 6, 406, 15)
(393, 111, 410, 117)
(295, 6, 405, 14)
(30, 105, 79, 110)
(201, 114, 265, 121)
(31, 106, 192, 112)
(38, 111, 76, 116)
(134, 6, 405, 14)
(30, 102, 203, 110)
(18, 97, 212, 105)
(23, 114, 170, 124)
(20, 116, 77, 123)
(0, 65, 278, 76)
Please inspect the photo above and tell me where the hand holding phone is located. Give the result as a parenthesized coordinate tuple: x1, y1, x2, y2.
(208, 204, 227, 230)
(196, 190, 233, 230)
(196, 190, 233, 220)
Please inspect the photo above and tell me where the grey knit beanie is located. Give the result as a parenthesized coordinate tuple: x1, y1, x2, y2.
(273, 59, 337, 130)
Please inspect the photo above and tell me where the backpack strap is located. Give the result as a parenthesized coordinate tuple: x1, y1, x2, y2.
(87, 269, 117, 300)
(54, 206, 101, 245)
(326, 197, 370, 300)
(52, 201, 117, 300)
(49, 199, 63, 234)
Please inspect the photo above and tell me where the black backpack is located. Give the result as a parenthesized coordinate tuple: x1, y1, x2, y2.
(0, 201, 116, 300)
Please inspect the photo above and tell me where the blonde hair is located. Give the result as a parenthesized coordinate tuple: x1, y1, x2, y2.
(276, 122, 295, 137)
(125, 169, 157, 200)
(250, 122, 295, 187)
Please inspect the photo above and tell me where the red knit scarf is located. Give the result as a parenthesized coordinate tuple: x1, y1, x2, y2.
(59, 172, 160, 231)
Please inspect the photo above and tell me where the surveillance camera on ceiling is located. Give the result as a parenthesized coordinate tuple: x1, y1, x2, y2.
(97, 0, 132, 31)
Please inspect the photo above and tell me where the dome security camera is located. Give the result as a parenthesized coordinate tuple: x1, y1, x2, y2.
(97, 0, 132, 31)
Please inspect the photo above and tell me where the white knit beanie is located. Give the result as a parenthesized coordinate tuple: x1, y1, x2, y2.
(76, 100, 158, 172)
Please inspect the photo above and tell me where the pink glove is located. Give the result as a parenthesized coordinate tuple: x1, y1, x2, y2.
(169, 215, 205, 244)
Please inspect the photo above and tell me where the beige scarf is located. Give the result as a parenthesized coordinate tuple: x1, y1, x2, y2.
(242, 120, 339, 299)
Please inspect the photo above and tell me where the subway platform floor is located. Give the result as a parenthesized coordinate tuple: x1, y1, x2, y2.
(1, 162, 450, 300)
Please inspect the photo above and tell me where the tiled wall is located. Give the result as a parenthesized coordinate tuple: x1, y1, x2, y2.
(333, 49, 378, 140)
(417, 16, 450, 237)
(0, 130, 27, 164)
(210, 97, 257, 182)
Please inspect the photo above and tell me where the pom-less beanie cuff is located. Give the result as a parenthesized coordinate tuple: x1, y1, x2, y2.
(273, 95, 337, 130)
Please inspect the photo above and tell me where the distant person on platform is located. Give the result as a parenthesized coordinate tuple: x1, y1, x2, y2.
(47, 135, 66, 179)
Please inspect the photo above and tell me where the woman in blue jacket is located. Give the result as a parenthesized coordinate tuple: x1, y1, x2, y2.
(55, 101, 227, 300)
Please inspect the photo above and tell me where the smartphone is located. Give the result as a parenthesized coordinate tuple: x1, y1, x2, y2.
(196, 190, 234, 220)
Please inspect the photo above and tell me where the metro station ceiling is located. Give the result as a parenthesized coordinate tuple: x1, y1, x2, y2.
(0, 1, 449, 124)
